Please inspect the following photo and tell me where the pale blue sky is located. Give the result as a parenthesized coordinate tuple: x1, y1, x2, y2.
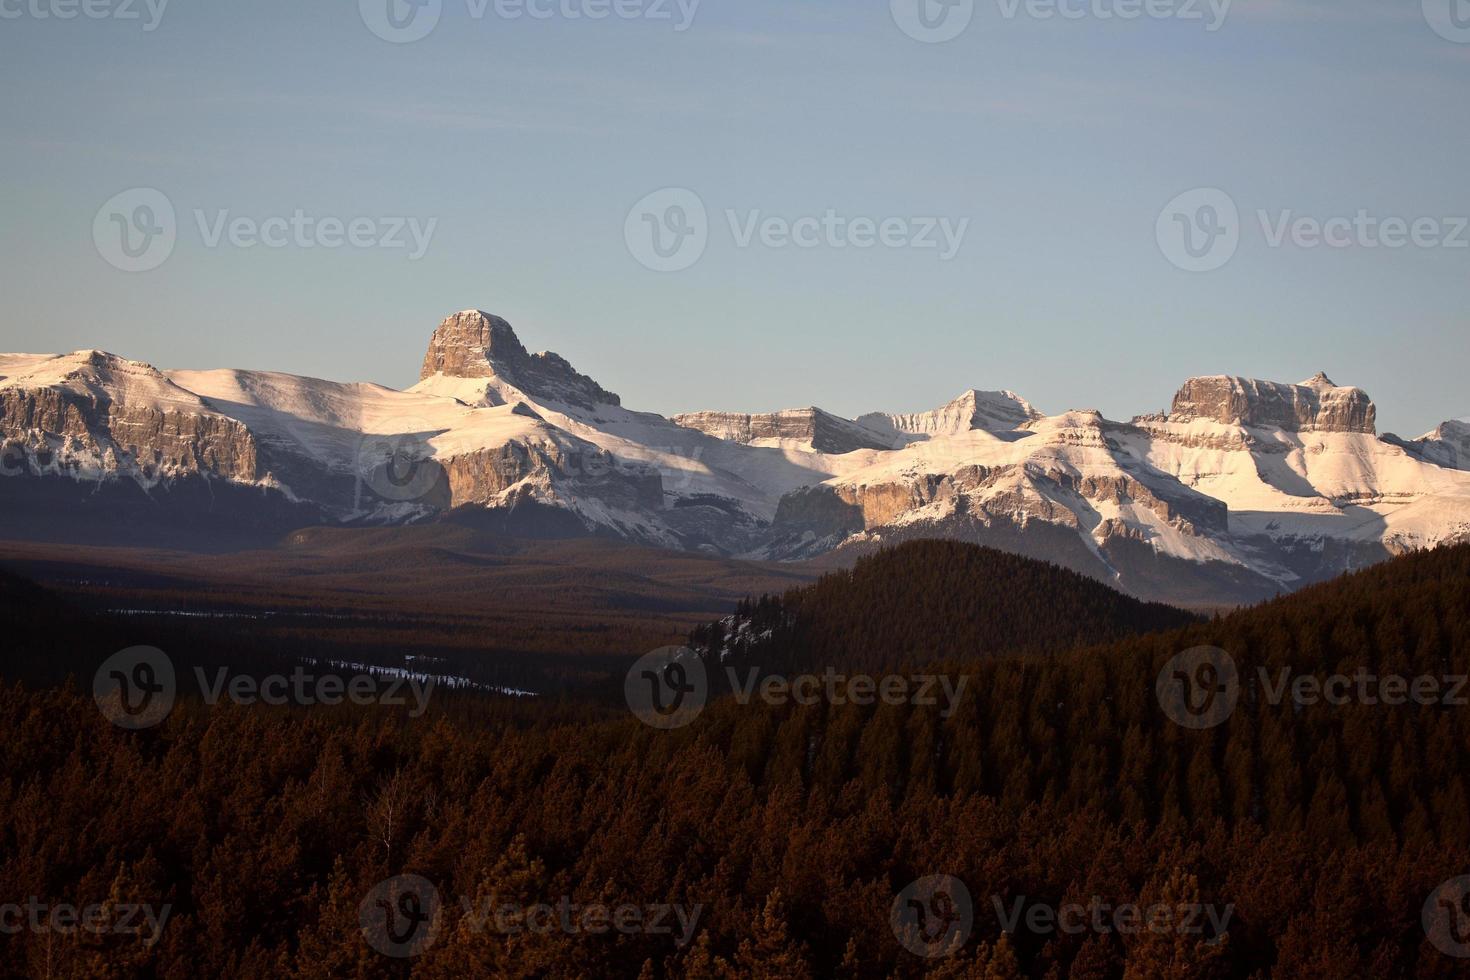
(1, 0, 1467, 436)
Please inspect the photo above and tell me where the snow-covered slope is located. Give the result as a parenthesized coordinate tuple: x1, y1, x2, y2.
(4, 310, 1469, 604)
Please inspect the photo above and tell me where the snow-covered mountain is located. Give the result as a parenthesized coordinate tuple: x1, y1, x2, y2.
(3, 310, 1468, 605)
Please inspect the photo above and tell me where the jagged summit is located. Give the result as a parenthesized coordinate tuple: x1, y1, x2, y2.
(419, 310, 620, 409)
(1169, 373, 1376, 434)
(858, 389, 1042, 442)
(1387, 419, 1470, 471)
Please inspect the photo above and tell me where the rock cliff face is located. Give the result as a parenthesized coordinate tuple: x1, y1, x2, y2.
(1168, 373, 1376, 433)
(435, 438, 664, 515)
(419, 311, 620, 409)
(672, 408, 896, 454)
(0, 351, 260, 487)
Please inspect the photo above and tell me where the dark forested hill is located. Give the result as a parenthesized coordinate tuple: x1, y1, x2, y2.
(2, 546, 1469, 977)
(691, 539, 1201, 676)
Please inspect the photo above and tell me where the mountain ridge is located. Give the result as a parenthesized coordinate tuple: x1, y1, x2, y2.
(3, 309, 1468, 606)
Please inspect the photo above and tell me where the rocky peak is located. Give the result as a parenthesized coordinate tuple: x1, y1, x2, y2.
(419, 310, 620, 409)
(1168, 374, 1376, 434)
(1386, 419, 1470, 471)
(858, 389, 1041, 442)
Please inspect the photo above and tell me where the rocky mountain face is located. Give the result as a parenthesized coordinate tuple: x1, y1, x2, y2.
(1168, 373, 1377, 433)
(420, 310, 621, 409)
(672, 408, 898, 454)
(3, 310, 1469, 605)
(857, 389, 1042, 442)
(1388, 420, 1469, 471)
(0, 351, 261, 488)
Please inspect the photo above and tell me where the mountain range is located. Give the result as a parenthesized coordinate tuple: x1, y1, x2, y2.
(2, 309, 1467, 605)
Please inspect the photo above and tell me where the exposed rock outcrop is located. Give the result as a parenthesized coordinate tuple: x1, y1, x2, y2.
(859, 389, 1041, 441)
(1168, 373, 1376, 434)
(1385, 420, 1470, 471)
(0, 351, 260, 487)
(420, 310, 620, 409)
(672, 408, 896, 454)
